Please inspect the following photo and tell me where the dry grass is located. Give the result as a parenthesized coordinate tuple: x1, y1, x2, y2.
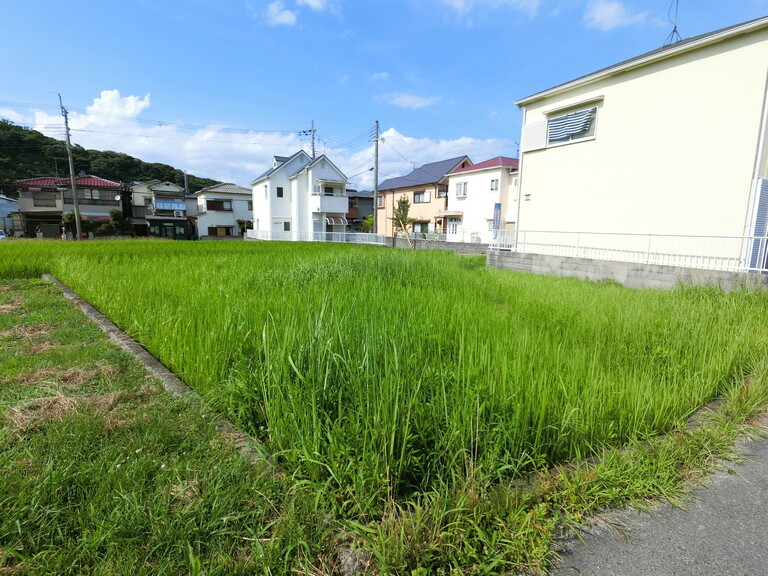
(3, 385, 158, 432)
(9, 364, 119, 391)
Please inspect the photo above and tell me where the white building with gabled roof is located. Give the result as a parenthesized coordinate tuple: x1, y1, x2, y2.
(193, 182, 252, 238)
(250, 151, 349, 240)
(444, 156, 519, 243)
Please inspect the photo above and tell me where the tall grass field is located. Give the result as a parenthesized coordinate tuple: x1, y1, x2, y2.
(3, 239, 768, 573)
(2, 240, 765, 508)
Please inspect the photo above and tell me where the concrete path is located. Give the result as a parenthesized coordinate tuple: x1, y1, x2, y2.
(551, 418, 768, 576)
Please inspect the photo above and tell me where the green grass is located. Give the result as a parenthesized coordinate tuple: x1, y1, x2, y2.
(1, 240, 768, 574)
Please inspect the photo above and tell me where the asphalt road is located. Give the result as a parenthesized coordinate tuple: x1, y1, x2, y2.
(551, 417, 768, 576)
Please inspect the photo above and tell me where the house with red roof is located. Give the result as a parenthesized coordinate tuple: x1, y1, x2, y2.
(444, 156, 519, 244)
(15, 174, 124, 238)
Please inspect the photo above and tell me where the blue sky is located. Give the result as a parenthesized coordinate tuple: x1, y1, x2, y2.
(1, 0, 767, 190)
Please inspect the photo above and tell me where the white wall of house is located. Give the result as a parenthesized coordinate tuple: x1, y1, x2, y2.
(516, 23, 768, 256)
(251, 153, 348, 240)
(447, 166, 517, 243)
(252, 153, 311, 238)
(196, 191, 251, 237)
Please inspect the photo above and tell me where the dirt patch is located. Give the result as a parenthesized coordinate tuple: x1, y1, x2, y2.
(3, 386, 159, 433)
(170, 480, 202, 507)
(26, 341, 58, 354)
(88, 386, 157, 413)
(9, 364, 119, 391)
(0, 284, 19, 292)
(5, 395, 79, 429)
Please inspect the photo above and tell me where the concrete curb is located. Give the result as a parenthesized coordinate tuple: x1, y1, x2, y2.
(43, 274, 269, 466)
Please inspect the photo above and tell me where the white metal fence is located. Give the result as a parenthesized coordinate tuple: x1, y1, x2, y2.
(489, 229, 768, 273)
(245, 229, 386, 245)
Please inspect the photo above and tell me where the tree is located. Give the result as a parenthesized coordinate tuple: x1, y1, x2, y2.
(360, 214, 374, 233)
(390, 195, 415, 248)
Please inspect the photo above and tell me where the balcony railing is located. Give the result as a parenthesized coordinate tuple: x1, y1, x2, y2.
(246, 230, 385, 245)
(489, 229, 768, 274)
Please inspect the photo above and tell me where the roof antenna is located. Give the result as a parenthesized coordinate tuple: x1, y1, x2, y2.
(664, 0, 682, 46)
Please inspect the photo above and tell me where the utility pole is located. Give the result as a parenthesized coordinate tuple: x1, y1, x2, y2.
(310, 120, 316, 159)
(373, 120, 379, 235)
(59, 94, 82, 240)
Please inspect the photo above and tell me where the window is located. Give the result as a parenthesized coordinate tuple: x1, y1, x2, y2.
(283, 221, 291, 232)
(456, 182, 467, 198)
(206, 199, 232, 211)
(377, 195, 384, 208)
(490, 179, 499, 191)
(82, 189, 100, 200)
(413, 190, 431, 203)
(276, 187, 284, 198)
(438, 188, 447, 198)
(547, 106, 596, 144)
(348, 197, 358, 209)
(324, 186, 334, 196)
(413, 222, 429, 234)
(248, 201, 253, 211)
(264, 185, 268, 199)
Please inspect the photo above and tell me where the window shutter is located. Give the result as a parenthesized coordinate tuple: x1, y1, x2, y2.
(547, 107, 595, 141)
(749, 178, 768, 269)
(424, 190, 431, 202)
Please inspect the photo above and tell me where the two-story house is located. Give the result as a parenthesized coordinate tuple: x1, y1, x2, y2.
(193, 183, 252, 238)
(250, 151, 348, 241)
(376, 156, 472, 237)
(444, 157, 519, 243)
(346, 189, 374, 231)
(513, 15, 768, 272)
(15, 174, 123, 238)
(130, 180, 195, 239)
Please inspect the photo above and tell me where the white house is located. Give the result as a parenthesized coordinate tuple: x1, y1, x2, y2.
(250, 151, 348, 241)
(193, 183, 252, 238)
(512, 16, 768, 272)
(444, 156, 519, 243)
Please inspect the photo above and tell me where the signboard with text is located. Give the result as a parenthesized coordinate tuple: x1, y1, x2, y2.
(155, 200, 186, 211)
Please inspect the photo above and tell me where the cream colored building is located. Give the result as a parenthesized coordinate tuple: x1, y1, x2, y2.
(376, 156, 471, 237)
(445, 156, 519, 243)
(514, 16, 768, 271)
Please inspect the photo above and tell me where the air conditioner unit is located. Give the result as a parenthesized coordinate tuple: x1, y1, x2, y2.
(173, 210, 184, 218)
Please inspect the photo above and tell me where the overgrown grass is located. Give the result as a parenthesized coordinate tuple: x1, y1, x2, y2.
(1, 240, 768, 574)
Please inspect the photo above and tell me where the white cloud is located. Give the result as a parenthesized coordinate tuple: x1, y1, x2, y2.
(383, 92, 441, 110)
(0, 108, 25, 124)
(438, 0, 541, 18)
(297, 0, 328, 10)
(266, 1, 297, 26)
(85, 90, 151, 124)
(583, 0, 646, 31)
(16, 91, 515, 192)
(340, 128, 516, 190)
(370, 72, 390, 83)
(28, 90, 301, 187)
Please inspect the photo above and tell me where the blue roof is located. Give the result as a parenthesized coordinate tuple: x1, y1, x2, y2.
(378, 156, 470, 191)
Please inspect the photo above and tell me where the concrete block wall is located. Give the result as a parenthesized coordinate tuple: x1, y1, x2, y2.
(391, 236, 488, 254)
(486, 251, 768, 291)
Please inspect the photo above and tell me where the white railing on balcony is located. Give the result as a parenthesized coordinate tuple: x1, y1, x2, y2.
(245, 229, 386, 245)
(489, 229, 768, 273)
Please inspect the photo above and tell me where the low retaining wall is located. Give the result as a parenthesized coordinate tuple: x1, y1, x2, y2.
(486, 250, 768, 291)
(392, 236, 488, 254)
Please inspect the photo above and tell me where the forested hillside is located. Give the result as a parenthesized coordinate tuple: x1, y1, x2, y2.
(0, 120, 219, 196)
